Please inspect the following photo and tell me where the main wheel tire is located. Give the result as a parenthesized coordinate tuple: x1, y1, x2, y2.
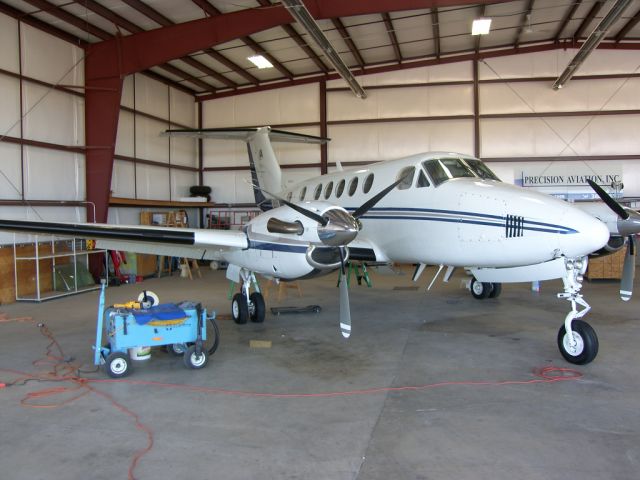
(470, 277, 491, 300)
(557, 320, 599, 365)
(488, 282, 502, 298)
(249, 292, 266, 323)
(106, 352, 131, 378)
(232, 293, 249, 324)
(183, 345, 208, 369)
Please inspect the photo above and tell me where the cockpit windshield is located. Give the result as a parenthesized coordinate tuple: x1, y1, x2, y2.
(422, 157, 500, 186)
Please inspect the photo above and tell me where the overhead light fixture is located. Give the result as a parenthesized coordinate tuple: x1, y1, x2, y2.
(247, 55, 273, 69)
(553, 0, 632, 90)
(471, 18, 492, 36)
(281, 0, 367, 99)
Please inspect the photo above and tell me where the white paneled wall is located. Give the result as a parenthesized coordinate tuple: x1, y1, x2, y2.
(201, 49, 640, 203)
(0, 13, 86, 244)
(0, 11, 198, 245)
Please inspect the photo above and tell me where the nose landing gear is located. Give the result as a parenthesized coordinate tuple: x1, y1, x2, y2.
(231, 269, 266, 325)
(557, 257, 599, 364)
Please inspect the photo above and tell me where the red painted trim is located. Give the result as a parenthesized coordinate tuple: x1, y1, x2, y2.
(320, 80, 327, 175)
(481, 110, 640, 119)
(328, 115, 475, 125)
(473, 60, 480, 158)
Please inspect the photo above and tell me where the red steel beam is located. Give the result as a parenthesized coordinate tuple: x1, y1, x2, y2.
(332, 17, 365, 68)
(432, 8, 441, 58)
(573, 1, 605, 40)
(514, 0, 535, 49)
(382, 13, 403, 62)
(614, 7, 640, 41)
(554, 0, 583, 42)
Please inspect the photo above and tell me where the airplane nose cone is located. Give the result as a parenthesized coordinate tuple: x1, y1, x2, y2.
(560, 206, 609, 258)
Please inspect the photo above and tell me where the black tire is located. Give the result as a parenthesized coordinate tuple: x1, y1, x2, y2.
(557, 320, 599, 365)
(167, 343, 187, 356)
(232, 293, 249, 324)
(205, 317, 220, 355)
(106, 352, 131, 378)
(190, 185, 212, 196)
(488, 282, 502, 299)
(249, 292, 266, 323)
(470, 277, 491, 300)
(183, 345, 208, 369)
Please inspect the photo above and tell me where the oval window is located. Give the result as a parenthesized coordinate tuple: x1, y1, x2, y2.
(299, 186, 307, 201)
(363, 173, 374, 194)
(348, 177, 359, 196)
(286, 192, 293, 202)
(314, 184, 322, 200)
(324, 182, 334, 199)
(336, 179, 345, 198)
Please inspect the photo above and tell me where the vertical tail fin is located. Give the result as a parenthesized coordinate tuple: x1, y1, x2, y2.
(163, 126, 329, 210)
(246, 127, 282, 211)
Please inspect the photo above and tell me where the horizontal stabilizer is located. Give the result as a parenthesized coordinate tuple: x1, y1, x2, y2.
(163, 127, 330, 144)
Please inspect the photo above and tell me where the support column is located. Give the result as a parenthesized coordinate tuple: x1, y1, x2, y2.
(320, 79, 328, 175)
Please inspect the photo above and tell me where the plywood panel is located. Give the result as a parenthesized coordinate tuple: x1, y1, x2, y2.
(0, 243, 54, 305)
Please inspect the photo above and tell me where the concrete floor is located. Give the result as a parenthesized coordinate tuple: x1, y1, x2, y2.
(0, 266, 639, 480)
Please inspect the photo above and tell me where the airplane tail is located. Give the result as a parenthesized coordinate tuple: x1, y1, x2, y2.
(163, 126, 329, 210)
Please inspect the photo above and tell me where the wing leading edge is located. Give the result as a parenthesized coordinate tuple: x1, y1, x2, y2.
(0, 219, 247, 260)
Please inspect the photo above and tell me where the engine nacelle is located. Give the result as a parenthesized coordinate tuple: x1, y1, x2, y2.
(589, 235, 625, 257)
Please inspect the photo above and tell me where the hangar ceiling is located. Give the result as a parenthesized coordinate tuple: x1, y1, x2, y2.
(1, 0, 639, 98)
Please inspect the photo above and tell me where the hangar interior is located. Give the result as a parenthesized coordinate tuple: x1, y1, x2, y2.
(0, 1, 640, 479)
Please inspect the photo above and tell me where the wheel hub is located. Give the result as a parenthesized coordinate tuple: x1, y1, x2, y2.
(111, 359, 127, 374)
(472, 281, 484, 295)
(563, 332, 584, 356)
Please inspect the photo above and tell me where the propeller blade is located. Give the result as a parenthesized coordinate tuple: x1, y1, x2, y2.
(338, 248, 351, 338)
(352, 175, 408, 219)
(620, 235, 636, 302)
(255, 184, 328, 225)
(587, 179, 629, 220)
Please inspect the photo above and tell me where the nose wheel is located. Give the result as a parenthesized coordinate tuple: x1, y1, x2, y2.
(557, 257, 598, 365)
(231, 270, 266, 324)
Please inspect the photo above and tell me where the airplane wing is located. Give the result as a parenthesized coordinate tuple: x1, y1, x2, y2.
(0, 219, 247, 261)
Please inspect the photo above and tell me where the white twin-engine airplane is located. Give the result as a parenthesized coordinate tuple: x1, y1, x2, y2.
(1, 127, 638, 365)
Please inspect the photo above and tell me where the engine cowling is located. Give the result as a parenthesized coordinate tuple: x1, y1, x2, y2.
(589, 235, 625, 257)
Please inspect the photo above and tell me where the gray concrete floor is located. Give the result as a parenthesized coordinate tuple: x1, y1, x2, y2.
(0, 265, 639, 480)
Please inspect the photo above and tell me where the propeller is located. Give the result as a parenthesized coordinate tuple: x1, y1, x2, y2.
(587, 179, 638, 301)
(260, 175, 408, 337)
(338, 247, 351, 338)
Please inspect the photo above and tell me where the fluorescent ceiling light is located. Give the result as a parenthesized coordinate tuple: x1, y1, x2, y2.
(247, 55, 273, 69)
(471, 18, 492, 35)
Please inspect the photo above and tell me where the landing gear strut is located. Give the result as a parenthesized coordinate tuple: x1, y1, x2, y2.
(231, 269, 266, 325)
(557, 257, 599, 364)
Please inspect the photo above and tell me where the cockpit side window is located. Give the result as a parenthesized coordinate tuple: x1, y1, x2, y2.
(417, 170, 430, 188)
(423, 160, 449, 186)
(397, 166, 415, 190)
(464, 158, 500, 181)
(440, 157, 475, 179)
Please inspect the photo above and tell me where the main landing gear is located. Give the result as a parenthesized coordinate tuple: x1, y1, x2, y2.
(231, 269, 266, 325)
(557, 257, 598, 365)
(470, 277, 502, 299)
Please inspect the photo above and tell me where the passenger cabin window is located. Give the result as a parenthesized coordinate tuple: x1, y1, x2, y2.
(363, 173, 374, 193)
(417, 170, 430, 188)
(324, 181, 334, 199)
(314, 184, 322, 200)
(348, 177, 358, 196)
(286, 192, 293, 202)
(397, 166, 415, 190)
(422, 157, 500, 187)
(336, 179, 345, 197)
(299, 186, 307, 201)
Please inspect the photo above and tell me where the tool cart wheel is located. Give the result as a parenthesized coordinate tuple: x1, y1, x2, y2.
(167, 343, 188, 356)
(106, 352, 131, 378)
(184, 345, 208, 369)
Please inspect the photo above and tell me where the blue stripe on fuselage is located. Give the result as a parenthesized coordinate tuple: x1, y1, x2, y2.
(348, 207, 577, 235)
